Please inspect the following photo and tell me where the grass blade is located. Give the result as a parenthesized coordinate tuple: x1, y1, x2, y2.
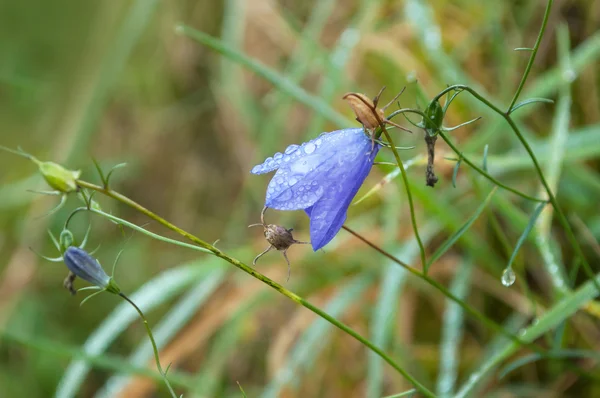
(436, 258, 474, 397)
(456, 272, 600, 398)
(96, 268, 226, 397)
(261, 276, 372, 398)
(176, 25, 350, 127)
(55, 263, 217, 398)
(427, 188, 497, 270)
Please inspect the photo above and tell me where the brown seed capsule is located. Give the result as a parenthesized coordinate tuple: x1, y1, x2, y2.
(342, 92, 385, 130)
(343, 88, 412, 138)
(249, 207, 310, 281)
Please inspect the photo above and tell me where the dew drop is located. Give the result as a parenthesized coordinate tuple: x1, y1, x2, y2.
(251, 165, 262, 174)
(501, 267, 516, 287)
(283, 155, 291, 162)
(274, 152, 283, 160)
(285, 145, 299, 155)
(288, 177, 298, 186)
(315, 139, 322, 146)
(304, 142, 316, 154)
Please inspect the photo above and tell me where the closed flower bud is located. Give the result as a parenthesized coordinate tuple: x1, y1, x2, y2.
(38, 161, 81, 193)
(60, 229, 75, 252)
(343, 92, 384, 130)
(63, 246, 120, 294)
(423, 100, 444, 136)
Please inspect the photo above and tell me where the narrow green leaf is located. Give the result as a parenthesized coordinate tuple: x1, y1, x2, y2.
(482, 144, 489, 172)
(105, 163, 127, 187)
(514, 47, 534, 51)
(383, 389, 417, 398)
(499, 349, 600, 379)
(509, 97, 554, 113)
(456, 272, 600, 398)
(1, 332, 198, 390)
(534, 22, 573, 294)
(427, 188, 497, 269)
(505, 202, 546, 272)
(176, 24, 350, 127)
(436, 258, 474, 397)
(452, 158, 462, 188)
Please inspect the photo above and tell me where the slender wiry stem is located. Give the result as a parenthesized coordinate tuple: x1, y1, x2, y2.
(380, 129, 427, 269)
(76, 180, 434, 397)
(119, 293, 177, 398)
(431, 84, 599, 293)
(341, 225, 600, 382)
(508, 0, 554, 112)
(346, 95, 427, 269)
(387, 108, 544, 203)
(438, 131, 546, 203)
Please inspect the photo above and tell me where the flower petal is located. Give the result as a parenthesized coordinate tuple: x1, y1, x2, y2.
(259, 128, 374, 211)
(63, 246, 110, 288)
(306, 136, 379, 250)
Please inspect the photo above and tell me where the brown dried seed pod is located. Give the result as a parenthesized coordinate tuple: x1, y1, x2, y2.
(342, 92, 385, 130)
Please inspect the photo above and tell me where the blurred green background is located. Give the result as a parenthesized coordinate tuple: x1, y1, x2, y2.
(1, 0, 600, 397)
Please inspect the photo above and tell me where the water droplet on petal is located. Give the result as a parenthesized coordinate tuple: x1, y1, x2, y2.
(274, 152, 283, 160)
(304, 142, 316, 154)
(315, 139, 322, 146)
(285, 145, 299, 155)
(288, 177, 298, 186)
(251, 165, 262, 174)
(501, 267, 516, 287)
(283, 155, 291, 162)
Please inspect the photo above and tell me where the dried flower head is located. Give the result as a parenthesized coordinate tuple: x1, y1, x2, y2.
(249, 207, 309, 281)
(251, 128, 379, 251)
(343, 87, 410, 135)
(343, 92, 385, 130)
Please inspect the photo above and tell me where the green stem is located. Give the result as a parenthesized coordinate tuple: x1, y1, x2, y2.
(341, 226, 599, 382)
(380, 129, 427, 270)
(507, 0, 554, 112)
(76, 180, 434, 397)
(438, 131, 545, 203)
(386, 108, 544, 203)
(432, 85, 599, 294)
(119, 293, 178, 398)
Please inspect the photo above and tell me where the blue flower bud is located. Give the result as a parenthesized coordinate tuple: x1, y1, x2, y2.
(63, 247, 120, 294)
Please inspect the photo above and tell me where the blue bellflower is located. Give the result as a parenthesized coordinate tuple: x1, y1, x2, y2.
(251, 128, 380, 251)
(63, 246, 120, 293)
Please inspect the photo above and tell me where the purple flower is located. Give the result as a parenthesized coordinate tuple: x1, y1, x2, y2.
(63, 246, 114, 291)
(251, 128, 380, 251)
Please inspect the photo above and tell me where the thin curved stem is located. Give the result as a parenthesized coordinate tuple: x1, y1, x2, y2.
(119, 293, 177, 398)
(438, 131, 546, 203)
(381, 129, 427, 269)
(76, 180, 434, 397)
(341, 225, 600, 382)
(430, 85, 599, 293)
(508, 0, 554, 112)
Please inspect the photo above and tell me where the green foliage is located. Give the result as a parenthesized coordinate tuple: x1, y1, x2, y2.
(1, 0, 600, 397)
